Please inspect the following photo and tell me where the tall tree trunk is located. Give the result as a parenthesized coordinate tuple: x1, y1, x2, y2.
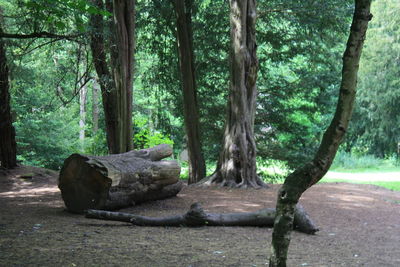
(89, 0, 134, 154)
(89, 0, 119, 153)
(269, 1, 372, 266)
(205, 0, 264, 188)
(173, 0, 206, 184)
(79, 83, 88, 149)
(111, 0, 134, 153)
(0, 13, 17, 169)
(92, 78, 100, 134)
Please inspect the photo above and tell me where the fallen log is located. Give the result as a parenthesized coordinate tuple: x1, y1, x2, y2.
(85, 202, 319, 234)
(58, 144, 183, 213)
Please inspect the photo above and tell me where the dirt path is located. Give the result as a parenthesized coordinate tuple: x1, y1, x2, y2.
(1, 166, 399, 267)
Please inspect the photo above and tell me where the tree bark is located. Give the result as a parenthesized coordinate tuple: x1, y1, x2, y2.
(111, 0, 135, 153)
(58, 144, 183, 213)
(173, 0, 206, 184)
(92, 78, 100, 134)
(269, 1, 372, 266)
(85, 202, 318, 234)
(79, 83, 88, 148)
(0, 12, 17, 169)
(89, 0, 135, 154)
(205, 0, 265, 188)
(89, 0, 119, 153)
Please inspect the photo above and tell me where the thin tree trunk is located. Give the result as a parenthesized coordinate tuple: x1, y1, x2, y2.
(89, 0, 135, 154)
(92, 78, 100, 134)
(79, 83, 87, 148)
(269, 1, 372, 266)
(173, 0, 206, 184)
(205, 0, 265, 188)
(0, 12, 17, 169)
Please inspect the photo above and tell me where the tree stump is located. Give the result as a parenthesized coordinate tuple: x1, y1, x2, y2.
(58, 144, 183, 213)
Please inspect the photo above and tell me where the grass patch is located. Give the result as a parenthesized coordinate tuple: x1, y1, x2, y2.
(331, 151, 400, 172)
(320, 177, 400, 191)
(179, 161, 216, 180)
(329, 167, 400, 173)
(322, 168, 400, 191)
(179, 153, 400, 191)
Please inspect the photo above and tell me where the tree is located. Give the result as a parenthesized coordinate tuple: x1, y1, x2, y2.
(0, 0, 96, 169)
(255, 1, 355, 169)
(346, 0, 400, 157)
(205, 0, 265, 188)
(89, 0, 135, 154)
(79, 82, 88, 149)
(269, 0, 372, 266)
(173, 0, 206, 184)
(0, 12, 17, 169)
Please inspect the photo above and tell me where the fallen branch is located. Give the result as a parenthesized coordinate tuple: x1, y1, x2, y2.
(85, 202, 319, 234)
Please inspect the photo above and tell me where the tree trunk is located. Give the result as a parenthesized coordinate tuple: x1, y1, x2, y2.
(58, 144, 183, 213)
(269, 1, 372, 266)
(111, 0, 135, 153)
(89, 0, 135, 154)
(79, 83, 87, 148)
(205, 0, 264, 188)
(85, 202, 318, 234)
(0, 13, 17, 169)
(92, 78, 100, 134)
(173, 0, 206, 184)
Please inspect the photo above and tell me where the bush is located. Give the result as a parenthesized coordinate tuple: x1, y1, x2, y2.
(84, 130, 108, 156)
(331, 151, 384, 170)
(257, 158, 289, 183)
(133, 117, 174, 149)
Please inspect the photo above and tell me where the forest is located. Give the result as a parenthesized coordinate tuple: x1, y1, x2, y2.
(1, 0, 398, 173)
(0, 0, 399, 266)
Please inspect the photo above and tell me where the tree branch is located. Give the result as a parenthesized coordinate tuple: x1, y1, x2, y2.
(0, 31, 82, 39)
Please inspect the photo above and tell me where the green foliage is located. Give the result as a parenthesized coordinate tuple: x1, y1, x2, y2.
(346, 0, 400, 158)
(331, 151, 383, 170)
(14, 107, 79, 170)
(179, 161, 189, 180)
(371, 182, 400, 191)
(255, 0, 353, 168)
(256, 158, 289, 184)
(4, 0, 398, 174)
(133, 116, 174, 149)
(83, 130, 108, 156)
(331, 151, 399, 171)
(9, 38, 83, 169)
(134, 0, 183, 153)
(179, 161, 216, 180)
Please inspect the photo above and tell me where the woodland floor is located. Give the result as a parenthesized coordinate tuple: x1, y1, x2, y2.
(0, 166, 399, 267)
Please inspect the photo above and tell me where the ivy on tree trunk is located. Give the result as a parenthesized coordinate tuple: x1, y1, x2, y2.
(269, 1, 372, 266)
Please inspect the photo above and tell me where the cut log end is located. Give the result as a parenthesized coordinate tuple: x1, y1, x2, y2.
(58, 145, 182, 213)
(58, 155, 112, 213)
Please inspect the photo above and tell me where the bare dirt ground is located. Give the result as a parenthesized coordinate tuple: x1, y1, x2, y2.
(1, 165, 399, 267)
